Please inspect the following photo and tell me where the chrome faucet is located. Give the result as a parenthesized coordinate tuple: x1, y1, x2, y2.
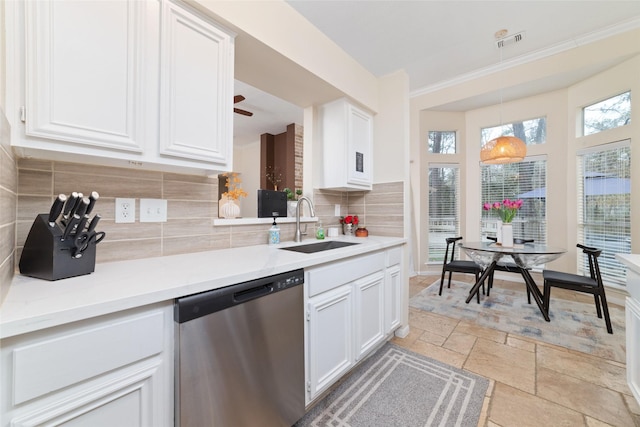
(294, 196, 316, 242)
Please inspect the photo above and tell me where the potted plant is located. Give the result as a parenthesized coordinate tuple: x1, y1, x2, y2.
(284, 188, 303, 217)
(340, 215, 359, 236)
(219, 172, 248, 218)
(482, 199, 523, 247)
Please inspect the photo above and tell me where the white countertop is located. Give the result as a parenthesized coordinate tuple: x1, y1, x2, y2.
(616, 253, 640, 302)
(0, 236, 405, 339)
(616, 253, 640, 275)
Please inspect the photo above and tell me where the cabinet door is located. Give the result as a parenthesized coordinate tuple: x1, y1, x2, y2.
(24, 0, 146, 152)
(159, 0, 234, 167)
(346, 103, 373, 187)
(627, 297, 640, 405)
(354, 271, 385, 360)
(1, 304, 173, 427)
(385, 264, 402, 333)
(307, 284, 353, 401)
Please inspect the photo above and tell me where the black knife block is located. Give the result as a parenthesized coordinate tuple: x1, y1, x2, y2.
(19, 214, 97, 281)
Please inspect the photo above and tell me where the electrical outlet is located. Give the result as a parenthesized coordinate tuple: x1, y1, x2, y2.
(335, 204, 341, 216)
(140, 198, 167, 223)
(115, 198, 136, 223)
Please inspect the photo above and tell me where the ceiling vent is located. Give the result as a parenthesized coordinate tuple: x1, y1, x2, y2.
(496, 31, 526, 48)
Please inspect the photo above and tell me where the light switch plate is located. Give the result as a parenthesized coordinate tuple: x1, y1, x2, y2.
(335, 204, 341, 216)
(140, 199, 167, 222)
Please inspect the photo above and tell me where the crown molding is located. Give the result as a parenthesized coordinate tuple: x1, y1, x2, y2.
(410, 16, 640, 99)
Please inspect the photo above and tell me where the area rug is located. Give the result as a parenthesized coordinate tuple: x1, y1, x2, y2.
(295, 342, 489, 427)
(410, 279, 626, 363)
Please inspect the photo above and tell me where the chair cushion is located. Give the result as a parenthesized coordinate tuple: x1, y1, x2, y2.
(543, 269, 597, 288)
(445, 260, 482, 274)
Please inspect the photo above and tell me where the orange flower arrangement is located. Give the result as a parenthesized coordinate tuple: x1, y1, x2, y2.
(221, 172, 248, 200)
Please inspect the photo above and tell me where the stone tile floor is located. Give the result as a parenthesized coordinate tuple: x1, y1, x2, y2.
(392, 274, 640, 427)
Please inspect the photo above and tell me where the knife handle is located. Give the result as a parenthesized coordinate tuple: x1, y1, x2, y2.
(62, 214, 80, 241)
(87, 214, 101, 233)
(77, 215, 90, 234)
(86, 191, 99, 216)
(74, 197, 90, 218)
(62, 192, 79, 218)
(48, 194, 67, 226)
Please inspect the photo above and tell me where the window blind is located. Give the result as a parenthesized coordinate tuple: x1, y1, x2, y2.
(577, 141, 631, 286)
(480, 158, 547, 245)
(428, 164, 459, 262)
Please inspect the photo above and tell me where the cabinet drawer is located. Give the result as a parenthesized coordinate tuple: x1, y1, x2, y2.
(12, 310, 164, 405)
(307, 252, 384, 297)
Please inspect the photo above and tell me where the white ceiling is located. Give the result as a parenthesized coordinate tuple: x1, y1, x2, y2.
(234, 1, 640, 143)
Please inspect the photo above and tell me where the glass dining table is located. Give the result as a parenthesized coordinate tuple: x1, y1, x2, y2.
(459, 241, 567, 321)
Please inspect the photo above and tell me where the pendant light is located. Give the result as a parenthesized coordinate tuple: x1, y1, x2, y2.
(480, 30, 527, 165)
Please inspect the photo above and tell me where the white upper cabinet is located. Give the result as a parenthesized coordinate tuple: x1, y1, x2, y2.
(159, 1, 234, 165)
(24, 0, 147, 152)
(317, 98, 373, 191)
(8, 0, 235, 174)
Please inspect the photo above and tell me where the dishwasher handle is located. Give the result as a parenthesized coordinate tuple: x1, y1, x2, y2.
(175, 269, 304, 323)
(234, 284, 273, 303)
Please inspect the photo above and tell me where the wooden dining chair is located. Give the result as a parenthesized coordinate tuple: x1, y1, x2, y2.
(440, 237, 483, 303)
(485, 236, 534, 299)
(542, 244, 613, 334)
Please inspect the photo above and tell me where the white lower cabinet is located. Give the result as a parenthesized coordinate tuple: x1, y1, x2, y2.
(305, 247, 403, 404)
(0, 303, 174, 427)
(627, 297, 640, 405)
(307, 284, 354, 400)
(385, 264, 402, 333)
(354, 271, 386, 360)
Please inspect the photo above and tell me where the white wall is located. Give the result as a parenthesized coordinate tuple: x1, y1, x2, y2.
(413, 53, 639, 276)
(233, 140, 260, 217)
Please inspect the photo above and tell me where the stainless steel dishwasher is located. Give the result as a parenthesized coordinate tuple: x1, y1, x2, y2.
(174, 269, 305, 427)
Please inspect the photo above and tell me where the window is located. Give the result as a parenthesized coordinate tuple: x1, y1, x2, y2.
(428, 165, 459, 262)
(428, 131, 456, 154)
(577, 142, 631, 286)
(583, 91, 631, 136)
(481, 117, 546, 146)
(481, 159, 547, 245)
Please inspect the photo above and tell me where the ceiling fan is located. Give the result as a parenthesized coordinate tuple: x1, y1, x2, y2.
(234, 95, 253, 117)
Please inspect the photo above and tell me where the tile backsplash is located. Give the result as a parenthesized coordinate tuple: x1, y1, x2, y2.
(1, 110, 17, 303)
(16, 159, 404, 267)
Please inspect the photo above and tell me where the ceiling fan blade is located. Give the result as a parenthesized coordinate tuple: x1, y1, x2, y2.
(234, 95, 245, 104)
(234, 108, 253, 117)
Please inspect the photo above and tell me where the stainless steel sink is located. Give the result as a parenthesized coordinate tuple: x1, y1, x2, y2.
(280, 241, 360, 254)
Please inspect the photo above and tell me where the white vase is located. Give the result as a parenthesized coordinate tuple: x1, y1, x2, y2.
(496, 221, 503, 244)
(287, 201, 298, 217)
(501, 223, 514, 247)
(219, 197, 240, 218)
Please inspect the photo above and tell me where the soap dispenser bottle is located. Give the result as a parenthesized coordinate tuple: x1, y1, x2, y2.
(269, 218, 280, 245)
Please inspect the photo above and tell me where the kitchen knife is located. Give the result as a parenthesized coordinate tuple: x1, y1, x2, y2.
(62, 192, 79, 219)
(48, 194, 67, 227)
(86, 191, 99, 216)
(76, 214, 90, 234)
(62, 214, 81, 241)
(87, 214, 101, 233)
(70, 192, 84, 216)
(74, 197, 90, 218)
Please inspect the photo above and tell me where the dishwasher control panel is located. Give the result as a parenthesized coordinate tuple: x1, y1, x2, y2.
(274, 272, 304, 290)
